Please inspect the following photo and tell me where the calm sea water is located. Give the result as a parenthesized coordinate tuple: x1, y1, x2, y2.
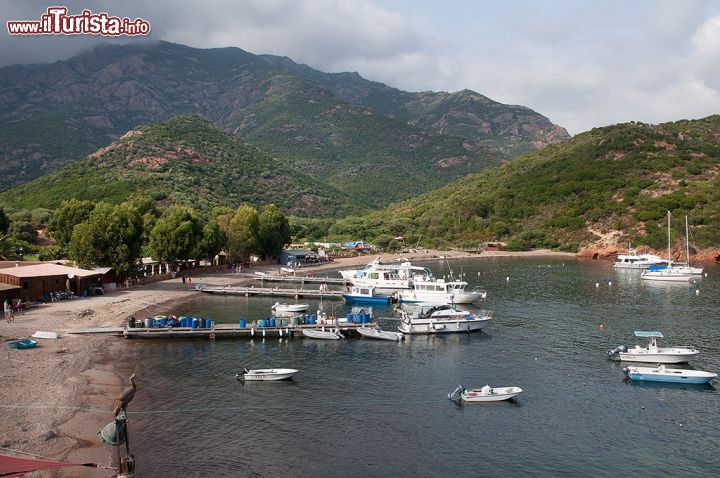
(128, 258, 719, 477)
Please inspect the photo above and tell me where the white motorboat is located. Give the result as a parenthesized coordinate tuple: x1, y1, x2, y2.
(357, 326, 403, 341)
(448, 385, 523, 402)
(624, 365, 716, 384)
(397, 305, 492, 334)
(280, 267, 296, 274)
(236, 368, 299, 381)
(613, 243, 665, 269)
(271, 302, 309, 316)
(608, 331, 699, 363)
(340, 258, 433, 291)
(301, 328, 344, 340)
(642, 213, 703, 282)
(342, 285, 392, 304)
(397, 277, 486, 305)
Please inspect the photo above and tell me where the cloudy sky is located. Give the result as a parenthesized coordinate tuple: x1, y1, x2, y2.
(3, 0, 720, 134)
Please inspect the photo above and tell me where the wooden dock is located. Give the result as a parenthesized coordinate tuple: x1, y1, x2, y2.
(254, 275, 348, 285)
(200, 286, 344, 299)
(65, 326, 124, 336)
(121, 322, 375, 339)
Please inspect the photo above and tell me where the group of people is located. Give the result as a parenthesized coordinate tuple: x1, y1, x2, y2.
(3, 299, 22, 323)
(181, 275, 193, 285)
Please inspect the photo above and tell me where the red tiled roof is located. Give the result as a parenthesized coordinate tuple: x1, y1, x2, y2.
(0, 263, 102, 278)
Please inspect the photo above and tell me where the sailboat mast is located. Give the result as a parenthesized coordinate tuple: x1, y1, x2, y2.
(685, 215, 690, 265)
(667, 211, 671, 261)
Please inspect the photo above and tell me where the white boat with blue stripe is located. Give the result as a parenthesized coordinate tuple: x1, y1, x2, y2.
(624, 365, 716, 384)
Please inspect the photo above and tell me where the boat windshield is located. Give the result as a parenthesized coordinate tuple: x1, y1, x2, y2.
(634, 331, 663, 338)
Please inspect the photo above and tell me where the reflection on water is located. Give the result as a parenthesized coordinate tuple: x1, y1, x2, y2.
(130, 258, 719, 477)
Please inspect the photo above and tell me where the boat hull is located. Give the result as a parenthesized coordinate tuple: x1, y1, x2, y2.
(398, 317, 491, 334)
(341, 294, 391, 304)
(237, 368, 299, 381)
(461, 387, 522, 402)
(357, 326, 403, 341)
(301, 329, 344, 340)
(626, 367, 716, 384)
(397, 291, 484, 305)
(616, 352, 699, 364)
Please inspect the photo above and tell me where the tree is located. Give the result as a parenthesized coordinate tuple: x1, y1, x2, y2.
(226, 205, 259, 261)
(0, 207, 9, 234)
(257, 204, 291, 260)
(0, 234, 20, 260)
(8, 221, 38, 244)
(68, 201, 144, 279)
(196, 219, 227, 261)
(49, 199, 96, 246)
(148, 205, 203, 263)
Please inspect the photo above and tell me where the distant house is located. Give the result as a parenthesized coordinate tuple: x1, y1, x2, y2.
(0, 263, 103, 302)
(278, 249, 316, 266)
(482, 241, 507, 252)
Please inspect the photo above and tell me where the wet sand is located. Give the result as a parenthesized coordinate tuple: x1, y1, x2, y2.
(0, 249, 574, 476)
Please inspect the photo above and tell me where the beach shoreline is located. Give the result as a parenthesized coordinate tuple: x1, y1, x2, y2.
(0, 248, 576, 476)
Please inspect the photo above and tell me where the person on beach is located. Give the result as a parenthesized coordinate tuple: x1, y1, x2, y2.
(4, 300, 13, 323)
(14, 299, 22, 315)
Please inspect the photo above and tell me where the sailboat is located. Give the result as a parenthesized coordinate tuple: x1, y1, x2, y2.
(641, 212, 702, 282)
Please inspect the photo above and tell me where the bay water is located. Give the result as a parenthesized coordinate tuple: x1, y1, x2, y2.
(129, 257, 719, 477)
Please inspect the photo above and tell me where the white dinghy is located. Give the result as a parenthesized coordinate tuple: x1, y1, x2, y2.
(608, 331, 699, 364)
(236, 368, 299, 381)
(357, 326, 403, 342)
(272, 302, 310, 316)
(301, 328, 344, 340)
(448, 385, 523, 402)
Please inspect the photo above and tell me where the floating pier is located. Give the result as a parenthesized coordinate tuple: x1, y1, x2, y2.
(254, 275, 348, 285)
(121, 322, 376, 339)
(200, 286, 344, 299)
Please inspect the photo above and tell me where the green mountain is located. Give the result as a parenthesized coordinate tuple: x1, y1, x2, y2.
(261, 55, 570, 156)
(0, 41, 565, 207)
(331, 116, 720, 251)
(0, 116, 359, 217)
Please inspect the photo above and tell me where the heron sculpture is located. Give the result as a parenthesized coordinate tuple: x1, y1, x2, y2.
(113, 374, 137, 416)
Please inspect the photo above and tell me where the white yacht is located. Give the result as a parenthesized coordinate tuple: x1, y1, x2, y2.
(613, 244, 665, 269)
(396, 276, 486, 305)
(340, 258, 433, 291)
(397, 305, 492, 334)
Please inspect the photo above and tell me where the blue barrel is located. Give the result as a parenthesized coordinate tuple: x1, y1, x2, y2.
(239, 319, 247, 328)
(179, 317, 185, 327)
(191, 318, 198, 329)
(269, 318, 276, 328)
(259, 319, 266, 328)
(347, 313, 354, 323)
(205, 319, 212, 329)
(362, 313, 369, 323)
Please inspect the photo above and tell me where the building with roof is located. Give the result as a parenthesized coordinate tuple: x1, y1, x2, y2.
(0, 263, 103, 302)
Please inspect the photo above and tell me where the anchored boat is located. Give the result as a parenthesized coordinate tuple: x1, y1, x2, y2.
(236, 368, 299, 381)
(342, 285, 392, 304)
(448, 385, 523, 402)
(397, 277, 486, 305)
(624, 365, 716, 384)
(398, 305, 492, 334)
(608, 331, 699, 363)
(271, 302, 309, 316)
(340, 258, 433, 291)
(301, 328, 344, 340)
(614, 243, 665, 269)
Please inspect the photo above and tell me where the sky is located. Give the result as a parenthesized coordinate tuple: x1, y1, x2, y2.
(3, 0, 720, 134)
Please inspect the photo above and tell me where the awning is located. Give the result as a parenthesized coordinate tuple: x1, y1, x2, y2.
(0, 452, 100, 477)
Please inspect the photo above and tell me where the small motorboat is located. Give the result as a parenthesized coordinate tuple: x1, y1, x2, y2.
(624, 365, 717, 384)
(8, 338, 38, 349)
(271, 302, 309, 316)
(280, 267, 295, 274)
(236, 368, 299, 381)
(448, 385, 522, 402)
(301, 328, 344, 340)
(357, 326, 403, 341)
(398, 305, 492, 334)
(608, 331, 699, 364)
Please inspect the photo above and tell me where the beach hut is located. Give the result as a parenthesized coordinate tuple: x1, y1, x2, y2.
(0, 263, 103, 302)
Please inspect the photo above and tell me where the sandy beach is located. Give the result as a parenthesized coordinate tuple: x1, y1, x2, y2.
(0, 249, 574, 476)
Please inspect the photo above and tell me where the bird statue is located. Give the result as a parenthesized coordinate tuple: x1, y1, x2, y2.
(113, 374, 137, 416)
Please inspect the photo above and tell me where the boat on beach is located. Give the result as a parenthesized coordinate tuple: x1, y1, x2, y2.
(398, 305, 492, 334)
(7, 338, 38, 349)
(608, 331, 699, 363)
(357, 326, 403, 341)
(302, 328, 345, 340)
(236, 368, 299, 381)
(624, 365, 716, 384)
(448, 385, 523, 402)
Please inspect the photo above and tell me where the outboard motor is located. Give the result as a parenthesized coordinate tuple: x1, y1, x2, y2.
(622, 367, 630, 375)
(447, 385, 465, 400)
(607, 345, 627, 359)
